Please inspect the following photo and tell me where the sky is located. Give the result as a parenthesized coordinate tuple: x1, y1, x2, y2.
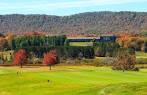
(0, 0, 147, 16)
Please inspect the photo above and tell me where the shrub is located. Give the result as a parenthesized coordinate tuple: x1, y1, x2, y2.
(112, 48, 137, 71)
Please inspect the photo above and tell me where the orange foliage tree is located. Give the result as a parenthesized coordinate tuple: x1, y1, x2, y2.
(43, 50, 57, 70)
(5, 32, 14, 49)
(117, 34, 130, 48)
(13, 49, 27, 68)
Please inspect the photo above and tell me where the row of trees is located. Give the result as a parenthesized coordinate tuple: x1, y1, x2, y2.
(0, 33, 138, 71)
(13, 48, 137, 71)
(19, 46, 95, 59)
(94, 42, 120, 57)
(13, 49, 57, 69)
(12, 35, 66, 49)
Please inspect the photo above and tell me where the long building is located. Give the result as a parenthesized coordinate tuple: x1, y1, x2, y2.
(67, 36, 116, 42)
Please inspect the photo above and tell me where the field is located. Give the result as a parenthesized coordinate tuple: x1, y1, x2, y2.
(0, 66, 147, 95)
(69, 42, 93, 46)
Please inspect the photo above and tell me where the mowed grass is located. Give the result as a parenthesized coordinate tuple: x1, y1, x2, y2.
(69, 42, 93, 46)
(136, 52, 147, 64)
(0, 66, 147, 95)
(136, 51, 147, 58)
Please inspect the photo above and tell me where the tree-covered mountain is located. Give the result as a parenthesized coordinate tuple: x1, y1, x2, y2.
(0, 11, 147, 35)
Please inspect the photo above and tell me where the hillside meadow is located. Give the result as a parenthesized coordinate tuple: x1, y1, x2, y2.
(0, 66, 147, 95)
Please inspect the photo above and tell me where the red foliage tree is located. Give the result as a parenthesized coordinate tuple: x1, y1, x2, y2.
(43, 50, 57, 70)
(13, 49, 27, 68)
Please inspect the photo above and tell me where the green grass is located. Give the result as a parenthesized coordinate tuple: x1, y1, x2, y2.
(136, 51, 147, 58)
(0, 66, 147, 95)
(69, 42, 93, 46)
(136, 51, 147, 64)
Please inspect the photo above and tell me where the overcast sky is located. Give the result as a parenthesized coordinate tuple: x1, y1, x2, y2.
(0, 0, 147, 15)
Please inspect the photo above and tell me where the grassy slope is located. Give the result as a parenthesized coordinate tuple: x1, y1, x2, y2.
(0, 66, 147, 95)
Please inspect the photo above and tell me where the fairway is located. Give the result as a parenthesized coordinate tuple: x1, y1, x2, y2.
(0, 66, 147, 95)
(69, 42, 93, 46)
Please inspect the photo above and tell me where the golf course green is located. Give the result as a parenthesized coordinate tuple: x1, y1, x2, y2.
(0, 66, 147, 95)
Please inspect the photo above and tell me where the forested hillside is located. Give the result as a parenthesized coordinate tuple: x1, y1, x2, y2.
(0, 11, 147, 34)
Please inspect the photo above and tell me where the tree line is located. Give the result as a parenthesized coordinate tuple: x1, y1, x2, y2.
(12, 35, 66, 49)
(0, 34, 138, 71)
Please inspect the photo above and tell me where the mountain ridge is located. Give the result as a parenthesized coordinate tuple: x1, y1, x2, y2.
(0, 11, 147, 35)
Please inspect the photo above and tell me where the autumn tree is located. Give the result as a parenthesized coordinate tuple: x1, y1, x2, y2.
(0, 38, 8, 51)
(5, 32, 15, 50)
(43, 50, 57, 70)
(0, 33, 14, 51)
(13, 49, 27, 68)
(112, 49, 138, 71)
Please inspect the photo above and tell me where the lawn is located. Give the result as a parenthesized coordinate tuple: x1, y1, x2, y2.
(69, 42, 93, 46)
(0, 66, 147, 95)
(136, 51, 147, 64)
(136, 51, 147, 58)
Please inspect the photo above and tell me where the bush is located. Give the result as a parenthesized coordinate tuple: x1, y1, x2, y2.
(112, 48, 138, 71)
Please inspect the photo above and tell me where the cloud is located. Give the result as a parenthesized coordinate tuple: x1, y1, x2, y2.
(0, 0, 146, 10)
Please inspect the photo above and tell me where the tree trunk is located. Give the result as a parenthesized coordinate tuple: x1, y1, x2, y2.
(20, 63, 23, 68)
(49, 65, 51, 70)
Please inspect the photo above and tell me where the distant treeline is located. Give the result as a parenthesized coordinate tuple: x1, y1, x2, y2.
(0, 11, 147, 34)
